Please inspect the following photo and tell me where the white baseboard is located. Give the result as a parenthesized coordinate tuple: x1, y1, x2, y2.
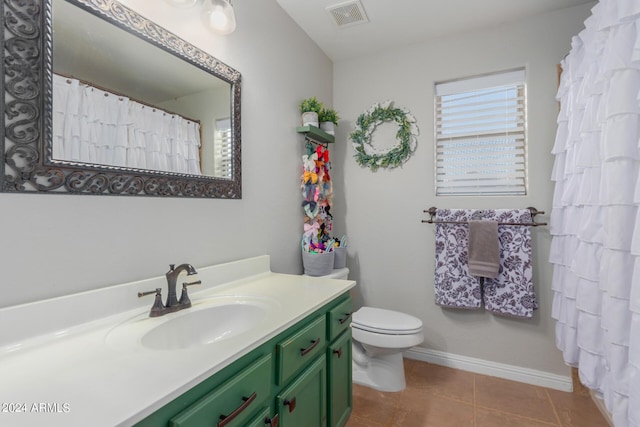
(404, 347, 573, 392)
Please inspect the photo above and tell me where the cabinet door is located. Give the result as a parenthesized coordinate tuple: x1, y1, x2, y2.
(277, 354, 326, 427)
(170, 354, 272, 427)
(246, 407, 279, 427)
(328, 330, 352, 427)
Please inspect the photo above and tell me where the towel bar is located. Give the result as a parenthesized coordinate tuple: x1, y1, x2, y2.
(421, 206, 547, 227)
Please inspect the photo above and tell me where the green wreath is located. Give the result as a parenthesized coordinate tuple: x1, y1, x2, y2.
(350, 101, 419, 171)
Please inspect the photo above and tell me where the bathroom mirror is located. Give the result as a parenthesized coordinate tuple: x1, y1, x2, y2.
(1, 0, 242, 197)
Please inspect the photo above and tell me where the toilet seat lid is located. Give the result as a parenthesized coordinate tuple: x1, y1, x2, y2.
(352, 307, 423, 335)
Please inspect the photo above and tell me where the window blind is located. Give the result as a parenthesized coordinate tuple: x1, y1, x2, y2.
(214, 118, 232, 179)
(435, 69, 527, 196)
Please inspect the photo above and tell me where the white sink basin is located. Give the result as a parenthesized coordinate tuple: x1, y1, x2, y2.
(106, 296, 278, 351)
(142, 303, 266, 350)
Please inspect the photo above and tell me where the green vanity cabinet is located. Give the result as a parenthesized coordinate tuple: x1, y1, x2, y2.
(327, 297, 352, 340)
(328, 331, 352, 427)
(134, 292, 352, 427)
(326, 296, 353, 427)
(277, 354, 327, 427)
(277, 315, 326, 386)
(169, 353, 272, 427)
(246, 407, 276, 427)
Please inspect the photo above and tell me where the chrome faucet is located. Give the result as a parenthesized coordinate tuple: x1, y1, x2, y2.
(138, 263, 201, 317)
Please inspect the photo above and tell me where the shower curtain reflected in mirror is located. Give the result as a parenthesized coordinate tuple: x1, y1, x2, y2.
(52, 74, 202, 175)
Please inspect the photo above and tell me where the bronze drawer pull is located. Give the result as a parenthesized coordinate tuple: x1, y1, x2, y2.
(284, 397, 297, 413)
(218, 391, 257, 427)
(265, 414, 279, 427)
(338, 312, 352, 324)
(300, 338, 320, 356)
(333, 347, 342, 358)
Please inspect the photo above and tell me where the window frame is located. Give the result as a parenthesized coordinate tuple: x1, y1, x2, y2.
(214, 117, 233, 180)
(434, 68, 528, 197)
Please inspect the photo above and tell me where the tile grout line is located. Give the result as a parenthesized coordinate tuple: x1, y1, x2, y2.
(475, 404, 560, 426)
(545, 388, 564, 427)
(473, 374, 477, 427)
(389, 403, 400, 426)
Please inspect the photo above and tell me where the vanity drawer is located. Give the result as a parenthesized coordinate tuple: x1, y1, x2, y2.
(327, 297, 352, 341)
(277, 315, 326, 385)
(170, 353, 272, 427)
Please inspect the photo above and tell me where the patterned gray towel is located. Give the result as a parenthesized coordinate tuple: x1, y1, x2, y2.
(434, 209, 538, 318)
(482, 209, 538, 318)
(434, 209, 482, 309)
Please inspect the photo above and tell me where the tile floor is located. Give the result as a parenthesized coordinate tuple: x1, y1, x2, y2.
(346, 359, 611, 427)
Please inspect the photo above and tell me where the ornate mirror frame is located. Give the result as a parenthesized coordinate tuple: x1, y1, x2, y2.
(1, 0, 242, 198)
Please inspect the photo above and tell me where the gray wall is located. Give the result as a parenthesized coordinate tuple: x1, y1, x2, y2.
(331, 4, 593, 377)
(0, 0, 332, 308)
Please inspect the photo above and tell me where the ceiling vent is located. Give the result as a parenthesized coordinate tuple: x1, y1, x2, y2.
(326, 1, 369, 28)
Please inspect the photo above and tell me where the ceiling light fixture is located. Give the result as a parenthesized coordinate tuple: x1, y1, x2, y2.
(202, 0, 236, 35)
(164, 0, 237, 35)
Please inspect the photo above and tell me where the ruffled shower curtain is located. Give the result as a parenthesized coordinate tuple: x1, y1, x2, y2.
(52, 74, 202, 175)
(550, 1, 640, 426)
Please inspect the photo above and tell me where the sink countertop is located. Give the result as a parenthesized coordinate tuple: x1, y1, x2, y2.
(0, 256, 355, 427)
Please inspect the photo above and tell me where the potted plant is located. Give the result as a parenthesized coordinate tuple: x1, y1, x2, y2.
(299, 97, 323, 127)
(319, 107, 340, 135)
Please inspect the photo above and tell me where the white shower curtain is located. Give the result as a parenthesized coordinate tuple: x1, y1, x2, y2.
(52, 74, 202, 175)
(550, 1, 640, 426)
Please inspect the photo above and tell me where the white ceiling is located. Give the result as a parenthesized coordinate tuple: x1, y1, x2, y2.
(53, 0, 227, 104)
(275, 0, 594, 62)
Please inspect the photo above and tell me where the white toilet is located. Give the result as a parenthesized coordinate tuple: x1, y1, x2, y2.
(307, 268, 424, 392)
(351, 306, 424, 392)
